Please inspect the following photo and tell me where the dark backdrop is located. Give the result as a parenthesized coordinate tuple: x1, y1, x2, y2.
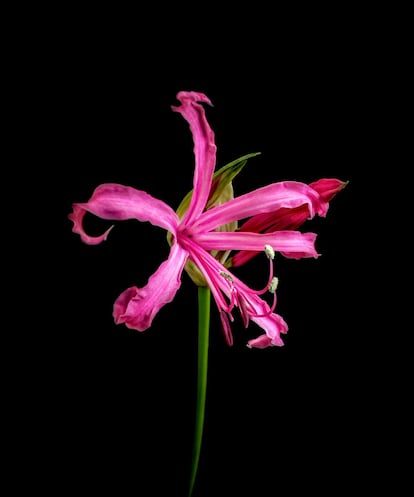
(14, 9, 397, 496)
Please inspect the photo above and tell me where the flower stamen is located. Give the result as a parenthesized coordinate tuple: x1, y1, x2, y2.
(250, 276, 279, 318)
(219, 271, 234, 284)
(219, 310, 234, 346)
(251, 244, 276, 295)
(264, 244, 275, 260)
(268, 276, 279, 293)
(236, 294, 250, 328)
(219, 271, 238, 313)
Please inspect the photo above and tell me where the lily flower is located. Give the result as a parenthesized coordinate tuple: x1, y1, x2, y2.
(69, 91, 344, 348)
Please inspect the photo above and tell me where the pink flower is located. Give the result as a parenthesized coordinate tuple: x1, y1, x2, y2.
(69, 91, 345, 348)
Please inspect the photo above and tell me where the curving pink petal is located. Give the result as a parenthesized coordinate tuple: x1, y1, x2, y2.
(171, 91, 216, 225)
(309, 178, 348, 202)
(113, 243, 189, 331)
(248, 313, 288, 348)
(69, 183, 179, 245)
(232, 277, 288, 348)
(192, 230, 319, 259)
(238, 205, 310, 234)
(193, 181, 328, 233)
(69, 204, 113, 245)
(246, 334, 273, 348)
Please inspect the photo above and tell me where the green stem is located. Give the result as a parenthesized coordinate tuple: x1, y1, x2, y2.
(188, 286, 211, 497)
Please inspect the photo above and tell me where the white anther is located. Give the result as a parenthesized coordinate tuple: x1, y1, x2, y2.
(219, 271, 234, 283)
(268, 277, 279, 293)
(264, 244, 275, 260)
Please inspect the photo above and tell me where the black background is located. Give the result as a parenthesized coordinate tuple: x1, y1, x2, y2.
(12, 7, 403, 496)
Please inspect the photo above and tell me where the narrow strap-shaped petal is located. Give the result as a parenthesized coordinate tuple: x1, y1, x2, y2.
(69, 204, 113, 245)
(171, 91, 216, 225)
(113, 242, 188, 331)
(237, 205, 310, 233)
(249, 313, 288, 348)
(192, 230, 319, 259)
(193, 181, 328, 233)
(247, 334, 273, 348)
(69, 183, 179, 245)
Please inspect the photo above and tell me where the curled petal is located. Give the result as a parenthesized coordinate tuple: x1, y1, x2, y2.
(171, 91, 216, 225)
(113, 243, 188, 331)
(230, 282, 287, 348)
(247, 334, 274, 349)
(193, 181, 329, 232)
(248, 313, 288, 349)
(69, 183, 179, 245)
(69, 204, 113, 245)
(310, 178, 348, 202)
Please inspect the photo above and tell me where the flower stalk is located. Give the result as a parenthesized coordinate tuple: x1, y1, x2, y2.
(188, 286, 211, 497)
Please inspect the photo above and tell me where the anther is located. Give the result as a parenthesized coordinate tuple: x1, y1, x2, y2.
(268, 277, 279, 293)
(219, 271, 234, 283)
(264, 244, 275, 260)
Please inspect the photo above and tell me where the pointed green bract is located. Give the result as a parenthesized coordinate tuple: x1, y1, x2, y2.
(206, 152, 261, 209)
(174, 152, 261, 220)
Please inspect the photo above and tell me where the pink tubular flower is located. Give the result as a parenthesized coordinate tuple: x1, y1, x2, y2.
(69, 91, 346, 348)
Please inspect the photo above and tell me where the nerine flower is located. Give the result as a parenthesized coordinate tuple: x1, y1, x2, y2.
(69, 91, 346, 348)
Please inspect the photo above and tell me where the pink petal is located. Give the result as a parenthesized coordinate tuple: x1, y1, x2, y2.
(113, 243, 188, 331)
(309, 178, 348, 202)
(246, 334, 273, 348)
(69, 183, 179, 245)
(228, 275, 287, 347)
(237, 205, 310, 234)
(192, 230, 319, 259)
(248, 313, 288, 348)
(171, 91, 216, 225)
(234, 280, 288, 347)
(193, 181, 329, 232)
(69, 204, 113, 245)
